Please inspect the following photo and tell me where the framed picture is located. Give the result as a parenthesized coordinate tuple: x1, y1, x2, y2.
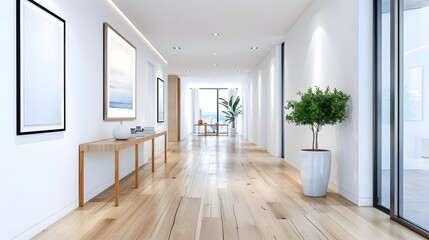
(157, 78, 164, 123)
(17, 0, 66, 135)
(103, 23, 137, 120)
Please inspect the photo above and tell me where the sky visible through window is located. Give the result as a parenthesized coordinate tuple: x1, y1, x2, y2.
(199, 89, 228, 132)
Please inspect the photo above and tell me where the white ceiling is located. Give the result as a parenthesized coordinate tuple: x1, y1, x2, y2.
(112, 0, 314, 82)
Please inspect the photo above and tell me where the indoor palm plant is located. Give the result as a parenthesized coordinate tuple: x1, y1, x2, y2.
(285, 86, 350, 197)
(219, 95, 242, 136)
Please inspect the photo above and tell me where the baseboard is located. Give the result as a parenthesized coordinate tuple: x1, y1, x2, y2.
(14, 157, 153, 240)
(282, 158, 373, 207)
(12, 201, 77, 240)
(84, 160, 148, 202)
(284, 158, 300, 170)
(356, 197, 373, 206)
(328, 182, 373, 206)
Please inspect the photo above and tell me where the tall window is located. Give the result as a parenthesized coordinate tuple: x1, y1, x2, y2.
(199, 89, 218, 124)
(376, 0, 429, 236)
(197, 88, 229, 133)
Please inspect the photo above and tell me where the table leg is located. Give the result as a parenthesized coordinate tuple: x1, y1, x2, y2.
(152, 138, 155, 172)
(79, 151, 84, 207)
(135, 144, 139, 188)
(114, 150, 119, 207)
(164, 132, 167, 163)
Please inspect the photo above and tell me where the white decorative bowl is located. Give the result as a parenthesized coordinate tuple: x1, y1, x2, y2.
(112, 123, 131, 140)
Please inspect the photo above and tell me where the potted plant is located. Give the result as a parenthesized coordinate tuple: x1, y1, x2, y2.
(285, 86, 350, 197)
(219, 95, 242, 136)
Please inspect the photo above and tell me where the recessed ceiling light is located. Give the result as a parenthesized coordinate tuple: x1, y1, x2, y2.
(250, 46, 259, 50)
(186, 70, 191, 73)
(213, 63, 217, 66)
(212, 33, 220, 36)
(237, 70, 243, 73)
(173, 46, 181, 50)
(213, 71, 216, 74)
(213, 52, 218, 56)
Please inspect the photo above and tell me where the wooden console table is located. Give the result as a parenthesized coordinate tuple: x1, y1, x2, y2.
(194, 123, 228, 136)
(79, 130, 167, 207)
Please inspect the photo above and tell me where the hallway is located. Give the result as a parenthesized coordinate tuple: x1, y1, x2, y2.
(34, 137, 424, 240)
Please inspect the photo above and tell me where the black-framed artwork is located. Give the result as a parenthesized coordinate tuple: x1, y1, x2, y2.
(157, 78, 164, 123)
(17, 0, 66, 135)
(103, 22, 137, 121)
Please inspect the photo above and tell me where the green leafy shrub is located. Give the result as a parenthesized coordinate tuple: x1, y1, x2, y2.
(285, 86, 350, 150)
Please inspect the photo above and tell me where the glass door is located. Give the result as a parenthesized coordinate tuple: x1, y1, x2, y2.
(400, 0, 429, 231)
(376, 0, 429, 236)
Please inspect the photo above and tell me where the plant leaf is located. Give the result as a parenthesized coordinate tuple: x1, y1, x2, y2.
(284, 86, 350, 149)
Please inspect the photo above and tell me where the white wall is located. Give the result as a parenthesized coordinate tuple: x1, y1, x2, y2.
(246, 46, 283, 157)
(0, 0, 167, 239)
(283, 0, 373, 206)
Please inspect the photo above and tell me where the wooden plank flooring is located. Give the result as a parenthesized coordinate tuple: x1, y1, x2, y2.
(33, 137, 426, 240)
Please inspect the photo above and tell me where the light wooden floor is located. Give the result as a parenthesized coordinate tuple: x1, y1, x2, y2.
(34, 137, 426, 240)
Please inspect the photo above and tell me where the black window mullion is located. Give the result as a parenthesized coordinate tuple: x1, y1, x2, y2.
(217, 89, 220, 124)
(389, 0, 400, 219)
(374, 0, 381, 209)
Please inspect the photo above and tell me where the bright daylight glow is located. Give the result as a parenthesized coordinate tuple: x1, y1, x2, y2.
(312, 27, 324, 86)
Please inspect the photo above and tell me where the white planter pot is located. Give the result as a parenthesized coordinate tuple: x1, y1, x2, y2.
(230, 127, 237, 137)
(299, 149, 331, 197)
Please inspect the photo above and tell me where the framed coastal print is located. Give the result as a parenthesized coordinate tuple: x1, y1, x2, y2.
(17, 0, 66, 135)
(157, 78, 164, 122)
(103, 22, 137, 120)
